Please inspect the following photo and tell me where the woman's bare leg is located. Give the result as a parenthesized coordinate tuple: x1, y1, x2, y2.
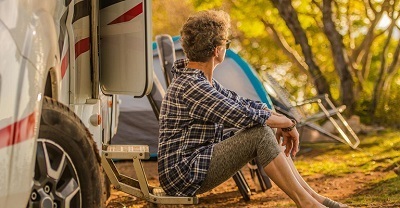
(282, 146, 348, 208)
(285, 154, 326, 202)
(263, 152, 326, 208)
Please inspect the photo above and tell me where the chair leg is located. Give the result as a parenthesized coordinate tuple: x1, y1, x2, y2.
(249, 159, 272, 192)
(256, 159, 272, 190)
(232, 171, 251, 201)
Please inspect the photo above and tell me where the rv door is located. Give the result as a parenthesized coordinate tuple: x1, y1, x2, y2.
(99, 0, 153, 97)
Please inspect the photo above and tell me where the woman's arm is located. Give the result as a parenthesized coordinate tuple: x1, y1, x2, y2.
(265, 112, 293, 128)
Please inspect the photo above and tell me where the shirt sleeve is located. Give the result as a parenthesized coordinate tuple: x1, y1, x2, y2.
(183, 79, 271, 129)
(213, 79, 269, 110)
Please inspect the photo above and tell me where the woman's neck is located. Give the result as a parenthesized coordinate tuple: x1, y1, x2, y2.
(186, 60, 215, 84)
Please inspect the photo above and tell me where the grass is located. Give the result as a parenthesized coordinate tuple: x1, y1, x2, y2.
(296, 131, 400, 176)
(350, 173, 400, 207)
(295, 130, 400, 206)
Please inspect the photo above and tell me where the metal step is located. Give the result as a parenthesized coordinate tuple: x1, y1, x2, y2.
(103, 144, 150, 159)
(101, 144, 198, 205)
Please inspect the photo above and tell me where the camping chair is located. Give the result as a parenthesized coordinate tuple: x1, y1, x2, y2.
(262, 73, 360, 149)
(155, 34, 274, 201)
(147, 71, 165, 119)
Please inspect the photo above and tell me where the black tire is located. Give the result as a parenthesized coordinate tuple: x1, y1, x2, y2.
(28, 97, 108, 208)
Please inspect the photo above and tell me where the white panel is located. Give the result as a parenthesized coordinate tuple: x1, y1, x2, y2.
(99, 0, 153, 96)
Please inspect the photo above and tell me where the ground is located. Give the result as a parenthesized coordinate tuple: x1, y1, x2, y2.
(105, 153, 399, 207)
(104, 131, 400, 208)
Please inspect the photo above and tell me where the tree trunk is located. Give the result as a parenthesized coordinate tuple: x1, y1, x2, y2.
(270, 0, 332, 100)
(322, 0, 356, 112)
(370, 22, 400, 116)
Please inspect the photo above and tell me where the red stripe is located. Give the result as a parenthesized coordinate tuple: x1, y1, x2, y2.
(0, 112, 36, 150)
(61, 49, 69, 78)
(108, 2, 143, 25)
(75, 38, 90, 59)
(0, 123, 13, 149)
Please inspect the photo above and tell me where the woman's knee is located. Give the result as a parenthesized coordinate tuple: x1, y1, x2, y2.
(247, 126, 280, 153)
(254, 127, 281, 166)
(244, 126, 276, 141)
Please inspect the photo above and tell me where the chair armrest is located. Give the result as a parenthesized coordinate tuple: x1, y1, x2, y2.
(293, 94, 329, 107)
(301, 105, 346, 123)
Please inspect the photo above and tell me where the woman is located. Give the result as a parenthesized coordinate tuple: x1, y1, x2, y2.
(158, 10, 348, 208)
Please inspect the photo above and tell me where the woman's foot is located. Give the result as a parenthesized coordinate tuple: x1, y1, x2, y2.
(322, 197, 349, 208)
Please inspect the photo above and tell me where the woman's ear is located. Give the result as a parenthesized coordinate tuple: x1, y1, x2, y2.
(213, 46, 220, 58)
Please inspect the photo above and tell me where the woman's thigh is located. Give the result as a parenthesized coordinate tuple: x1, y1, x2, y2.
(196, 126, 281, 194)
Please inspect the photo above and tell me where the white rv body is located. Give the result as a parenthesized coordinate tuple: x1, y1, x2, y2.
(0, 0, 153, 207)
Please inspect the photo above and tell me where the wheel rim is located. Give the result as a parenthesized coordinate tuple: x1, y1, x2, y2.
(29, 139, 81, 208)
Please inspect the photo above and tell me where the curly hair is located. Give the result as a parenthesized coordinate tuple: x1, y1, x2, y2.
(180, 10, 231, 62)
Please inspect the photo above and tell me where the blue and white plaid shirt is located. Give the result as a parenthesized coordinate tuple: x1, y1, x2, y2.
(158, 59, 271, 196)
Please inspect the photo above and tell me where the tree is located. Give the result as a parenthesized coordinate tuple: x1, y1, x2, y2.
(190, 0, 400, 123)
(152, 0, 195, 38)
(153, 0, 400, 126)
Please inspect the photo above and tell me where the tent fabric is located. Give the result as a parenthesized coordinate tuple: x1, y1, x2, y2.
(111, 37, 274, 156)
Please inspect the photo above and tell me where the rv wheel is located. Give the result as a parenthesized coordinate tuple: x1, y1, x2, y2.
(28, 97, 108, 208)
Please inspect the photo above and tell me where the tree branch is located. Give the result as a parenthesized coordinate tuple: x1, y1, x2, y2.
(351, 0, 390, 66)
(370, 17, 397, 115)
(346, 2, 355, 49)
(386, 15, 400, 77)
(385, 40, 400, 87)
(311, 0, 323, 12)
(367, 0, 377, 14)
(363, 0, 373, 20)
(259, 17, 311, 77)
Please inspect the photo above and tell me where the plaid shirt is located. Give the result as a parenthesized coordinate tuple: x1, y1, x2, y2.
(158, 59, 271, 196)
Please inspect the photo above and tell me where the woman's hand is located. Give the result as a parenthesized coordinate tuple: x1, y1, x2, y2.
(275, 127, 300, 157)
(266, 111, 299, 157)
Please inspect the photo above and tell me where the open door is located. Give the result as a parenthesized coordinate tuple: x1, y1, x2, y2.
(99, 0, 153, 97)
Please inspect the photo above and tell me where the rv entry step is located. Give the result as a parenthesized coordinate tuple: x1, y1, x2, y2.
(102, 144, 198, 205)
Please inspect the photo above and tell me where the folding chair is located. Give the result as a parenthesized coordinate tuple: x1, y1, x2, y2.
(155, 34, 274, 201)
(263, 73, 360, 149)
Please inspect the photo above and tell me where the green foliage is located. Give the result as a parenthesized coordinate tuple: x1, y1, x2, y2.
(191, 0, 223, 10)
(152, 0, 400, 127)
(354, 93, 374, 124)
(152, 0, 195, 38)
(373, 79, 400, 128)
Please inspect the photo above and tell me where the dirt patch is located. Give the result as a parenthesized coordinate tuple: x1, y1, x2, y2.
(105, 160, 395, 208)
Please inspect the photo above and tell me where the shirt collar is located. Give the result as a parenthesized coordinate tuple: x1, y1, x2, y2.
(171, 58, 204, 76)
